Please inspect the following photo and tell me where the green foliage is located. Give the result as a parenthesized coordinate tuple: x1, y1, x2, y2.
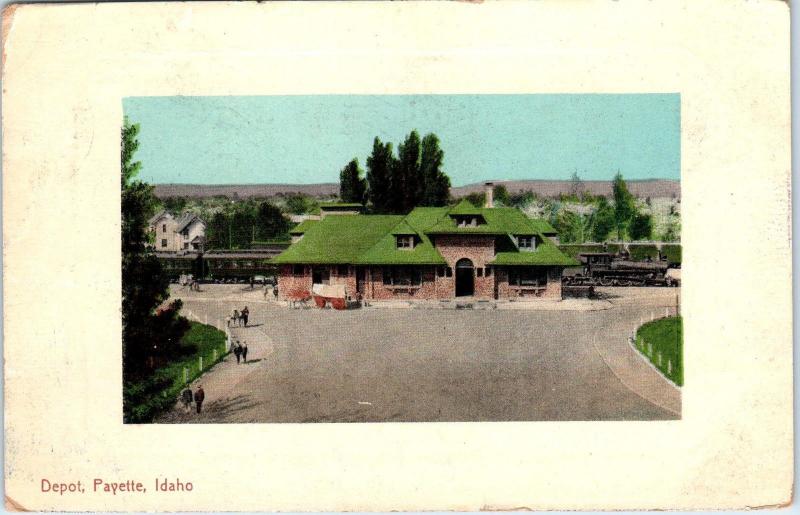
(366, 137, 394, 213)
(338, 158, 367, 204)
(558, 244, 606, 258)
(660, 244, 682, 265)
(123, 322, 228, 423)
(255, 201, 291, 241)
(592, 197, 616, 242)
(508, 190, 536, 208)
(493, 184, 511, 206)
(612, 172, 636, 239)
(393, 129, 422, 213)
(635, 316, 683, 386)
(204, 201, 290, 250)
(161, 196, 188, 214)
(121, 117, 188, 383)
(419, 133, 450, 207)
(284, 194, 317, 215)
(365, 132, 451, 214)
(628, 245, 659, 262)
(463, 192, 485, 208)
(629, 212, 653, 240)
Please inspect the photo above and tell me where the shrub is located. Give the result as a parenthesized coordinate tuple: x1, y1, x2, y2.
(661, 244, 682, 265)
(628, 245, 659, 262)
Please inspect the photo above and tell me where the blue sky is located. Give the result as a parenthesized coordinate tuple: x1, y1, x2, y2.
(123, 94, 680, 186)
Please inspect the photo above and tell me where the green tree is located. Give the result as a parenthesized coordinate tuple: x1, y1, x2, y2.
(612, 172, 636, 239)
(338, 158, 367, 204)
(121, 118, 187, 384)
(592, 197, 616, 242)
(464, 192, 485, 207)
(393, 130, 422, 212)
(419, 133, 450, 206)
(629, 212, 653, 240)
(206, 211, 229, 249)
(285, 194, 313, 215)
(230, 205, 256, 248)
(255, 201, 291, 240)
(493, 184, 511, 206)
(366, 137, 394, 213)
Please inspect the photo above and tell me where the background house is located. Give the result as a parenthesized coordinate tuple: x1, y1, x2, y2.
(149, 211, 206, 252)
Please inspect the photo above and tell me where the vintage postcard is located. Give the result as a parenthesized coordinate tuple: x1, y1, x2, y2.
(2, 1, 792, 511)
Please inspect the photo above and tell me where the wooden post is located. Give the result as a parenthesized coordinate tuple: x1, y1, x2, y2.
(199, 356, 203, 371)
(183, 367, 188, 383)
(213, 349, 217, 362)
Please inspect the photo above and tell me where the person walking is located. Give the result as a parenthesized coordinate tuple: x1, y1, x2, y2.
(231, 309, 240, 327)
(250, 276, 255, 290)
(242, 342, 248, 363)
(241, 306, 249, 327)
(180, 384, 193, 413)
(194, 385, 205, 414)
(233, 341, 242, 364)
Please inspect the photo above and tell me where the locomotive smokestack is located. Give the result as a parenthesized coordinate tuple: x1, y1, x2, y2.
(484, 182, 494, 208)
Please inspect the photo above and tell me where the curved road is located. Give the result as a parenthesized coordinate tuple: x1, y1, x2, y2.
(159, 286, 680, 423)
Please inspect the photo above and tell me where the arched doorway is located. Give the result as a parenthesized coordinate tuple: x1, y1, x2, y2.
(455, 258, 474, 297)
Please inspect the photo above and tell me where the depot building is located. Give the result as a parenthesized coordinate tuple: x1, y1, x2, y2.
(271, 188, 577, 302)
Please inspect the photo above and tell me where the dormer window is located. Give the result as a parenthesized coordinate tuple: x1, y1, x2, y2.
(453, 215, 485, 227)
(517, 235, 536, 252)
(396, 235, 415, 250)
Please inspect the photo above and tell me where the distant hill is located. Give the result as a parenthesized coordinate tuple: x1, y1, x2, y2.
(153, 179, 680, 200)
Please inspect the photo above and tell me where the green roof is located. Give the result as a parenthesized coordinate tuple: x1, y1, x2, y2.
(272, 215, 402, 264)
(289, 219, 319, 234)
(272, 204, 574, 266)
(359, 207, 450, 265)
(490, 241, 580, 266)
(426, 206, 542, 235)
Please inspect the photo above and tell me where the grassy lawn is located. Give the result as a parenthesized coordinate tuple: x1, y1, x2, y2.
(124, 322, 228, 423)
(635, 316, 683, 386)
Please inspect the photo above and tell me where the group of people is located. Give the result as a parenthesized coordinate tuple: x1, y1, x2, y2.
(232, 340, 249, 364)
(180, 384, 205, 414)
(228, 306, 250, 327)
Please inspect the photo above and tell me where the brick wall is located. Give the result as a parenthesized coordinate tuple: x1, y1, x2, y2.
(435, 234, 496, 300)
(364, 266, 439, 300)
(495, 266, 563, 300)
(277, 264, 312, 301)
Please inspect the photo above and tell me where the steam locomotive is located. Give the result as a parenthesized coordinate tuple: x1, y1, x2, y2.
(562, 252, 680, 287)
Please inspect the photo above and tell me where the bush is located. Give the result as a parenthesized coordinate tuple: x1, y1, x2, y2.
(635, 316, 683, 386)
(123, 322, 228, 423)
(628, 245, 659, 262)
(661, 244, 682, 265)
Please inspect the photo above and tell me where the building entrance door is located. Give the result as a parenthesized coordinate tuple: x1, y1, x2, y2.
(455, 258, 474, 297)
(356, 267, 366, 295)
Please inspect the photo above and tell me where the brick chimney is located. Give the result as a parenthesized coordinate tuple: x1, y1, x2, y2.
(484, 182, 494, 208)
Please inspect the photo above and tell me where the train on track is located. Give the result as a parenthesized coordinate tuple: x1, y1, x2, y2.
(560, 243, 681, 287)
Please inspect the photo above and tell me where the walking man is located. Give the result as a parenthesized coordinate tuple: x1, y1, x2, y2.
(233, 341, 242, 364)
(194, 385, 205, 414)
(242, 342, 248, 363)
(180, 384, 193, 413)
(241, 306, 249, 327)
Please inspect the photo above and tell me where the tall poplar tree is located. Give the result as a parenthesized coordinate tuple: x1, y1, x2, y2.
(394, 130, 422, 212)
(338, 158, 367, 204)
(419, 133, 450, 206)
(366, 137, 394, 213)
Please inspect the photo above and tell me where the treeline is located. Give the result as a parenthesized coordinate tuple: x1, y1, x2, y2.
(553, 173, 656, 243)
(339, 130, 451, 213)
(205, 201, 291, 249)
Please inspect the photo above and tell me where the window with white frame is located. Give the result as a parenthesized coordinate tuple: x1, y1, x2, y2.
(396, 235, 415, 249)
(517, 235, 535, 251)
